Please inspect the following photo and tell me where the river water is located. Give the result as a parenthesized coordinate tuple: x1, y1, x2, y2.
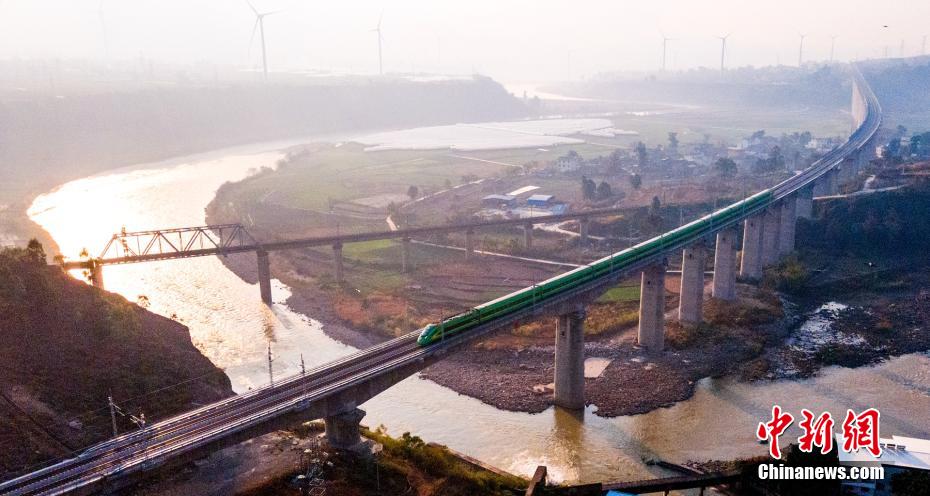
(27, 138, 930, 485)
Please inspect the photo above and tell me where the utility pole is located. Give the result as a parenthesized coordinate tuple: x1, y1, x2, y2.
(300, 353, 306, 376)
(108, 393, 119, 438)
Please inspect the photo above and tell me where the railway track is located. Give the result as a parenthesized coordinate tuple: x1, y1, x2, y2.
(1, 67, 882, 496)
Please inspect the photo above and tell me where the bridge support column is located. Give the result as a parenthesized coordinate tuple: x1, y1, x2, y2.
(740, 215, 764, 279)
(778, 197, 797, 255)
(827, 168, 838, 195)
(324, 407, 366, 449)
(813, 173, 830, 198)
(257, 249, 272, 304)
(554, 306, 586, 410)
(524, 223, 534, 249)
(579, 219, 590, 246)
(465, 229, 475, 259)
(678, 243, 706, 324)
(712, 229, 737, 301)
(90, 263, 105, 290)
(332, 242, 345, 285)
(401, 237, 412, 272)
(760, 206, 781, 267)
(638, 264, 666, 350)
(796, 186, 814, 220)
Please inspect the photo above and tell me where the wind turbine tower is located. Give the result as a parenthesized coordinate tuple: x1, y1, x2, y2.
(247, 1, 279, 80)
(661, 35, 672, 71)
(97, 1, 109, 60)
(798, 33, 806, 67)
(830, 35, 837, 63)
(717, 34, 730, 71)
(372, 13, 384, 75)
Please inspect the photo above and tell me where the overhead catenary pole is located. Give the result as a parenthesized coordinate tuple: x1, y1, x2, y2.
(108, 393, 119, 437)
(267, 341, 274, 386)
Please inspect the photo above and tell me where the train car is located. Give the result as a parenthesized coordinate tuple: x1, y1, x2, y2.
(417, 189, 774, 346)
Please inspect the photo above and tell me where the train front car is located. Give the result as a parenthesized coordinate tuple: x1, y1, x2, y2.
(417, 323, 439, 346)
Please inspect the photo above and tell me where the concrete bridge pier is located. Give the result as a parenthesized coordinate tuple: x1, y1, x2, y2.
(324, 407, 366, 449)
(760, 206, 781, 267)
(465, 229, 475, 259)
(90, 263, 105, 290)
(778, 197, 797, 255)
(579, 219, 590, 246)
(796, 187, 814, 219)
(554, 306, 586, 410)
(257, 250, 272, 304)
(524, 223, 534, 249)
(827, 168, 839, 195)
(638, 263, 667, 350)
(712, 228, 737, 301)
(678, 243, 706, 324)
(401, 237, 412, 272)
(740, 214, 764, 279)
(332, 242, 345, 285)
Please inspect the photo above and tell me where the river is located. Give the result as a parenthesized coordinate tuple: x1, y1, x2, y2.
(27, 137, 930, 485)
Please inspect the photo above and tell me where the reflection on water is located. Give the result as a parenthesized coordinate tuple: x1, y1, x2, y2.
(28, 139, 930, 483)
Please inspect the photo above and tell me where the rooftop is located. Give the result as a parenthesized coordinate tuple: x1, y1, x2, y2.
(837, 435, 930, 471)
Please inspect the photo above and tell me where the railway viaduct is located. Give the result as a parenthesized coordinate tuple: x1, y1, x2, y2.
(6, 68, 881, 496)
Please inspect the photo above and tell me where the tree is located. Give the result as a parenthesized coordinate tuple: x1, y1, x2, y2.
(580, 176, 597, 200)
(750, 130, 766, 141)
(629, 173, 642, 190)
(634, 141, 648, 167)
(608, 149, 624, 173)
(667, 132, 679, 154)
(407, 185, 419, 200)
(647, 196, 663, 232)
(596, 181, 612, 200)
(714, 157, 738, 178)
(25, 239, 46, 265)
(799, 131, 812, 146)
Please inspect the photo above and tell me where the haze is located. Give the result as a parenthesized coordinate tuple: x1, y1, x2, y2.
(2, 0, 929, 82)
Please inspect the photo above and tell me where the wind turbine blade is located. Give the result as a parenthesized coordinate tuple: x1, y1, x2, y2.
(245, 0, 259, 16)
(378, 11, 383, 29)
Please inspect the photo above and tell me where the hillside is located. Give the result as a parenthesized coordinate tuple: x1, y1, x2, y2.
(550, 65, 851, 109)
(0, 76, 527, 203)
(0, 242, 233, 479)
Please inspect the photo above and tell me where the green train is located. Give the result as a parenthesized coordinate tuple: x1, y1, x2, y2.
(416, 189, 773, 346)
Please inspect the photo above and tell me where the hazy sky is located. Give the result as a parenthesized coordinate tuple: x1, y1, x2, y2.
(1, 0, 929, 82)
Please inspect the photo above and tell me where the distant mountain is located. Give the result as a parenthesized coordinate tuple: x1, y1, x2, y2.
(547, 65, 851, 109)
(0, 76, 528, 198)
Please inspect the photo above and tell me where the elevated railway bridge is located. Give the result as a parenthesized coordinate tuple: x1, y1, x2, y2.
(2, 67, 882, 495)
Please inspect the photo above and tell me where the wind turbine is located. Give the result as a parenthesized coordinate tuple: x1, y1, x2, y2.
(829, 35, 838, 63)
(797, 33, 806, 67)
(372, 13, 384, 75)
(717, 33, 730, 71)
(660, 33, 673, 71)
(922, 35, 927, 56)
(247, 1, 280, 80)
(96, 1, 109, 60)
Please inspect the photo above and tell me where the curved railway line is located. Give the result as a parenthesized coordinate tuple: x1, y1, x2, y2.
(1, 66, 882, 496)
